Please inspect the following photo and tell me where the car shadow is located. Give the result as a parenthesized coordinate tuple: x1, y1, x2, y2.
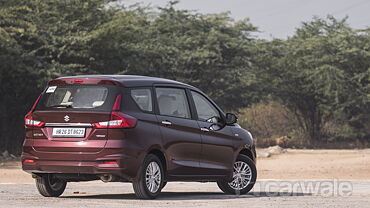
(62, 191, 310, 200)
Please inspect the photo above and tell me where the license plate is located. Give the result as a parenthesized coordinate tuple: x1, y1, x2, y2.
(52, 128, 85, 138)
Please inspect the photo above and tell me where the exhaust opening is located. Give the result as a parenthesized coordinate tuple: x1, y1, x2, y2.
(100, 174, 116, 182)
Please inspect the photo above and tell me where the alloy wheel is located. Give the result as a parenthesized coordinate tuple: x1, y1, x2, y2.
(228, 161, 252, 190)
(145, 161, 162, 193)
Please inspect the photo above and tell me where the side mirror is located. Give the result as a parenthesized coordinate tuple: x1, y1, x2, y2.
(225, 113, 237, 125)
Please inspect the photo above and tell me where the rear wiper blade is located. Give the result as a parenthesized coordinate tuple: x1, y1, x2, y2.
(49, 104, 73, 108)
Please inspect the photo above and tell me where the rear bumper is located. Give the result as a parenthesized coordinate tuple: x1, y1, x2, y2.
(22, 155, 127, 178)
(22, 140, 144, 181)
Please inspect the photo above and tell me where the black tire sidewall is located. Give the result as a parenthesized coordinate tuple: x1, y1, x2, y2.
(36, 174, 66, 197)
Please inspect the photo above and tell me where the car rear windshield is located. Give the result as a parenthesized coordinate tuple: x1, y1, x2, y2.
(36, 85, 119, 111)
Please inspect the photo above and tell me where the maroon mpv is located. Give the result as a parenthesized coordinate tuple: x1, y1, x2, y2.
(22, 75, 257, 199)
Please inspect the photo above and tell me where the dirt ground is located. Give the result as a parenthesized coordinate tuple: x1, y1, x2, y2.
(257, 148, 370, 180)
(1, 148, 369, 183)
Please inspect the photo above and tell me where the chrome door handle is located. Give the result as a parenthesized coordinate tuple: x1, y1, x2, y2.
(161, 121, 172, 125)
(200, 127, 210, 132)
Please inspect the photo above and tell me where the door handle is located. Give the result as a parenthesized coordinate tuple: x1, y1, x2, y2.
(200, 127, 210, 132)
(161, 121, 172, 125)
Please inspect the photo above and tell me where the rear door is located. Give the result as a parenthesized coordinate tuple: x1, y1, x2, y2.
(32, 84, 118, 153)
(154, 87, 202, 176)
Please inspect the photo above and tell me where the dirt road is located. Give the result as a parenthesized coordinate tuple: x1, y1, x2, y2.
(0, 149, 369, 207)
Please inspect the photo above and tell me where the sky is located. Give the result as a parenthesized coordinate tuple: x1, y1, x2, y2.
(122, 0, 370, 39)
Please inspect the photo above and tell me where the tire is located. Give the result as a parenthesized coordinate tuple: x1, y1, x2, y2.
(132, 154, 164, 199)
(217, 154, 257, 195)
(36, 174, 67, 197)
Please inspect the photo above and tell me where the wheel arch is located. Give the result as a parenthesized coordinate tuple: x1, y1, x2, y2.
(147, 148, 167, 179)
(238, 148, 256, 163)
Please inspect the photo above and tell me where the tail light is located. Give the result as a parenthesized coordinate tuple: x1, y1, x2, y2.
(73, 79, 84, 84)
(93, 94, 137, 129)
(93, 111, 137, 128)
(25, 114, 44, 127)
(112, 94, 122, 111)
(24, 94, 44, 127)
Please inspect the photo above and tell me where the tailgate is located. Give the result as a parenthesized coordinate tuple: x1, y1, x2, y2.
(32, 111, 110, 153)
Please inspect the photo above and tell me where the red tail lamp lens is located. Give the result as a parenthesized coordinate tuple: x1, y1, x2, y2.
(25, 114, 44, 127)
(25, 95, 44, 127)
(23, 159, 35, 163)
(92, 94, 137, 128)
(93, 94, 137, 128)
(93, 112, 137, 128)
(112, 94, 122, 111)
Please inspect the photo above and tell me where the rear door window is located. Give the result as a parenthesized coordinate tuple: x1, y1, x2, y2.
(155, 87, 191, 119)
(37, 85, 118, 111)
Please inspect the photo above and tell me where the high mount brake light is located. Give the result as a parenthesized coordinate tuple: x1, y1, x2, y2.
(74, 79, 84, 84)
(48, 78, 121, 86)
(92, 94, 137, 129)
(24, 94, 44, 127)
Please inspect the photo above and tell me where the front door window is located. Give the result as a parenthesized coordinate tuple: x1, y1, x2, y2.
(191, 91, 220, 123)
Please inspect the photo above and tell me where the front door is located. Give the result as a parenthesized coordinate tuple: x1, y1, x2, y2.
(190, 90, 235, 176)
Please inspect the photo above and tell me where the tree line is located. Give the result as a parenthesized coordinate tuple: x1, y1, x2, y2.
(0, 0, 369, 153)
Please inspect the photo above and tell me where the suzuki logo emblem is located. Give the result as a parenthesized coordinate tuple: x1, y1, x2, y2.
(64, 115, 70, 122)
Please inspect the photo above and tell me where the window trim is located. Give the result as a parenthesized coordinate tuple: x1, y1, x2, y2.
(129, 87, 154, 114)
(153, 86, 194, 120)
